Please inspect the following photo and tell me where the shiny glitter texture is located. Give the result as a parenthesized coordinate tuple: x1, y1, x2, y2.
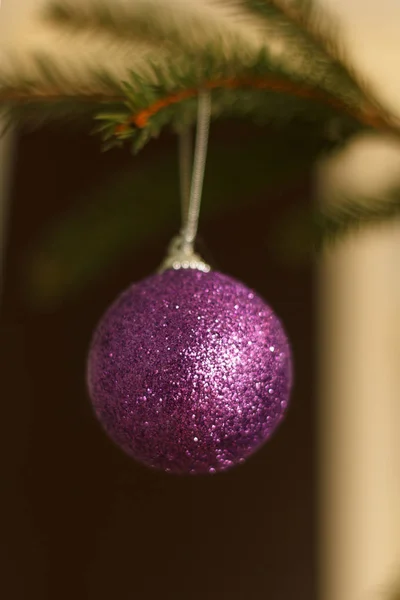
(87, 269, 292, 474)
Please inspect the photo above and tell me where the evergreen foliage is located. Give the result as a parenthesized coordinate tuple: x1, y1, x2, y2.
(1, 0, 400, 307)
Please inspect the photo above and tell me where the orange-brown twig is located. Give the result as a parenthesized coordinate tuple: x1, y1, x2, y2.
(115, 76, 395, 135)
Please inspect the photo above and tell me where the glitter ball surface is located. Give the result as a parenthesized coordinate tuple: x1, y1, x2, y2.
(87, 269, 292, 474)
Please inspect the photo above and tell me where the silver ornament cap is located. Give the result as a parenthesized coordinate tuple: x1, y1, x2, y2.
(159, 235, 211, 273)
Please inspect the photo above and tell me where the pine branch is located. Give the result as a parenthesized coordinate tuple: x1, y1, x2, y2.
(0, 54, 130, 126)
(101, 52, 396, 152)
(46, 0, 387, 115)
(1, 46, 397, 155)
(0, 50, 358, 142)
(44, 0, 248, 57)
(232, 0, 392, 118)
(315, 189, 400, 247)
(1, 0, 399, 151)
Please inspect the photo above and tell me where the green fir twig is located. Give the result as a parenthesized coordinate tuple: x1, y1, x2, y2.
(1, 0, 400, 264)
(1, 0, 399, 149)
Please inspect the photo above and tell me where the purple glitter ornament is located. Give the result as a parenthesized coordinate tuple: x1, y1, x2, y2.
(87, 269, 292, 474)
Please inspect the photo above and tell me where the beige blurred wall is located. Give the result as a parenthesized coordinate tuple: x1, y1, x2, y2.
(318, 2, 400, 600)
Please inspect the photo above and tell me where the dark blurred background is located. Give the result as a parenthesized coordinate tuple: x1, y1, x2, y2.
(1, 122, 315, 600)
